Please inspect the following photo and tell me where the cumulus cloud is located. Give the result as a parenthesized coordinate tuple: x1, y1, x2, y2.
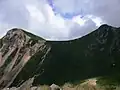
(0, 0, 119, 40)
(69, 18, 97, 39)
(0, 0, 71, 40)
(91, 0, 120, 27)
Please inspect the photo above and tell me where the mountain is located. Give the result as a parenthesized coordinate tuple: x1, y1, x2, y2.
(0, 24, 120, 89)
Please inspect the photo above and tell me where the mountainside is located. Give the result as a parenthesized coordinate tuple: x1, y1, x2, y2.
(0, 24, 120, 89)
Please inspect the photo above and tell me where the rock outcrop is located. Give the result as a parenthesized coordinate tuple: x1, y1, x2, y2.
(0, 28, 50, 89)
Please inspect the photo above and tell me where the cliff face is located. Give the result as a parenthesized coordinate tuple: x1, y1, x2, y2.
(0, 24, 120, 89)
(0, 28, 51, 89)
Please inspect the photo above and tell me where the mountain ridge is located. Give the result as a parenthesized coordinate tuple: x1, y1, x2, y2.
(0, 24, 120, 89)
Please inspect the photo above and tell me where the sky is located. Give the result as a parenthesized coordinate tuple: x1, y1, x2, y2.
(0, 0, 120, 40)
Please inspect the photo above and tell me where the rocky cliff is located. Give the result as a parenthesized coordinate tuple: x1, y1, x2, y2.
(0, 28, 50, 89)
(0, 24, 120, 89)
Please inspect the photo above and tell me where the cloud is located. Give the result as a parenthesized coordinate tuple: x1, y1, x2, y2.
(52, 0, 120, 27)
(69, 18, 97, 39)
(0, 0, 119, 40)
(0, 0, 71, 40)
(91, 0, 120, 27)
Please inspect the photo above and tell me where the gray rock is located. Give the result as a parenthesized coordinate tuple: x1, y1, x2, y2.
(50, 84, 61, 90)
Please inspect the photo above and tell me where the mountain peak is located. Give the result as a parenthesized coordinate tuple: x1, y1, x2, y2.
(99, 24, 109, 27)
(0, 24, 120, 89)
(98, 24, 113, 30)
(5, 28, 26, 40)
(0, 28, 48, 89)
(2, 28, 29, 48)
(6, 28, 24, 36)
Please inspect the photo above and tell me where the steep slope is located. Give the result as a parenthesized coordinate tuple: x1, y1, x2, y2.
(0, 28, 51, 89)
(33, 24, 119, 85)
(0, 24, 120, 89)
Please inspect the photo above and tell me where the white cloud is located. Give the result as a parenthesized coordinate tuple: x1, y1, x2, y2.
(26, 5, 46, 23)
(0, 0, 119, 40)
(72, 15, 86, 26)
(69, 19, 97, 39)
(26, 1, 70, 40)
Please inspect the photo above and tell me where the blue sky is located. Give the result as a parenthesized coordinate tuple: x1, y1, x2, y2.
(0, 0, 120, 40)
(47, 0, 85, 19)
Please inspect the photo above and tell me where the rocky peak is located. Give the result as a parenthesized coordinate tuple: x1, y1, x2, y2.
(1, 24, 120, 89)
(0, 28, 50, 89)
(6, 28, 24, 38)
(2, 28, 30, 48)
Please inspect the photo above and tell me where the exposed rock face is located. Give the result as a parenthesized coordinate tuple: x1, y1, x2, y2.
(0, 28, 50, 89)
(0, 24, 120, 89)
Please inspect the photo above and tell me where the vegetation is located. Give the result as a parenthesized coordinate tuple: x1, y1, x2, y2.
(22, 30, 44, 41)
(97, 73, 120, 90)
(6, 25, 120, 88)
(9, 25, 120, 86)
